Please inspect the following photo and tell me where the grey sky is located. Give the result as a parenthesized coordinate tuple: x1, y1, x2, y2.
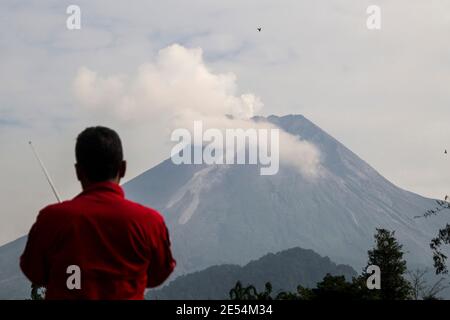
(1, 0, 450, 245)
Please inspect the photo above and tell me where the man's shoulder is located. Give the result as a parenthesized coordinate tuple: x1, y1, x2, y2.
(39, 200, 75, 217)
(121, 198, 165, 224)
(38, 197, 166, 226)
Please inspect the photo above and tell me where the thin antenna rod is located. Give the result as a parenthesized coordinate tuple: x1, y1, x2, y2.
(29, 141, 62, 203)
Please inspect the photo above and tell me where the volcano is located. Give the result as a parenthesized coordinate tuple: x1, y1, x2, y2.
(124, 114, 447, 275)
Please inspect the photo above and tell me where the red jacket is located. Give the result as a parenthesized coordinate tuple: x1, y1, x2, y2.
(20, 181, 176, 300)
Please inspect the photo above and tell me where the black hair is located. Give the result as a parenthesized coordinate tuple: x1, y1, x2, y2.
(75, 126, 123, 182)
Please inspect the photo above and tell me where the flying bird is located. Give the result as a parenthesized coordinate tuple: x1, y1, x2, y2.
(445, 149, 448, 154)
(257, 27, 262, 32)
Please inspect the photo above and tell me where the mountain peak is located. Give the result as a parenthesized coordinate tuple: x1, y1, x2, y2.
(123, 114, 444, 276)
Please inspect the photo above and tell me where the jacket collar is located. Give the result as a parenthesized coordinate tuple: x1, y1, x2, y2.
(77, 181, 125, 198)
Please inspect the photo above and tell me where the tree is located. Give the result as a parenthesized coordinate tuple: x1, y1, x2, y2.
(408, 268, 448, 300)
(361, 228, 412, 300)
(420, 200, 450, 274)
(275, 285, 314, 300)
(229, 281, 273, 300)
(408, 268, 428, 300)
(229, 281, 252, 300)
(430, 223, 450, 274)
(310, 274, 360, 300)
(230, 281, 310, 300)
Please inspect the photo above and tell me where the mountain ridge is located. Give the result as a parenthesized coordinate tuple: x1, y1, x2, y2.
(147, 246, 357, 300)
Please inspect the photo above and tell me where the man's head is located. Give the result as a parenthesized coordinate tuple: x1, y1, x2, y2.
(75, 126, 126, 188)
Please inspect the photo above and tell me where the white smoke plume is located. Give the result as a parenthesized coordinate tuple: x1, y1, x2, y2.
(73, 44, 321, 176)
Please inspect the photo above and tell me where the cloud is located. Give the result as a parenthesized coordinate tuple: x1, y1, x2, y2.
(74, 44, 262, 122)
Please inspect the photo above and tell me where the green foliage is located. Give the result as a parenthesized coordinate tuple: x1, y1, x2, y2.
(311, 274, 362, 300)
(430, 224, 450, 274)
(229, 281, 274, 300)
(421, 200, 450, 274)
(229, 275, 373, 300)
(229, 281, 311, 300)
